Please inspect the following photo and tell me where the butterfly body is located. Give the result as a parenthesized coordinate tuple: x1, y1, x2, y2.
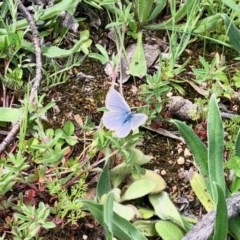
(102, 88, 147, 138)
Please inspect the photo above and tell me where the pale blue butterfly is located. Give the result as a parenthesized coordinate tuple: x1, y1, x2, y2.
(102, 88, 148, 138)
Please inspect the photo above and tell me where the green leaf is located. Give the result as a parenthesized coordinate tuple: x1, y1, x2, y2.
(0, 107, 23, 122)
(171, 119, 210, 193)
(131, 148, 153, 165)
(121, 179, 156, 201)
(190, 172, 214, 212)
(229, 217, 240, 240)
(97, 162, 112, 201)
(113, 202, 135, 221)
(133, 169, 166, 194)
(12, 0, 81, 31)
(129, 31, 147, 78)
(235, 128, 240, 157)
(135, 0, 154, 24)
(227, 156, 240, 177)
(144, 0, 195, 30)
(149, 192, 186, 230)
(212, 183, 228, 240)
(133, 220, 158, 237)
(63, 121, 75, 136)
(194, 14, 222, 34)
(138, 207, 155, 219)
(22, 30, 92, 58)
(222, 0, 240, 15)
(222, 14, 240, 54)
(148, 0, 167, 22)
(207, 94, 225, 200)
(155, 220, 184, 240)
(110, 162, 131, 188)
(103, 193, 114, 239)
(79, 199, 147, 240)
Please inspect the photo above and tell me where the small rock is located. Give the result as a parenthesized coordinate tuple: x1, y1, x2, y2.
(184, 148, 192, 158)
(161, 169, 166, 175)
(178, 147, 183, 155)
(177, 156, 185, 165)
(168, 160, 173, 165)
(178, 171, 185, 179)
(172, 185, 177, 192)
(82, 235, 88, 240)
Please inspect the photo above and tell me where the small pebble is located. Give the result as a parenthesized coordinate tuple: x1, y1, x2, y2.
(177, 156, 185, 165)
(168, 160, 173, 165)
(161, 169, 166, 175)
(82, 235, 88, 240)
(172, 185, 177, 192)
(184, 148, 192, 158)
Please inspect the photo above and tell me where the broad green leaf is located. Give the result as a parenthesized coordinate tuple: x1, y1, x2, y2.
(63, 121, 75, 135)
(138, 207, 155, 219)
(133, 169, 166, 194)
(207, 94, 225, 200)
(129, 31, 147, 78)
(134, 220, 158, 237)
(121, 179, 156, 201)
(212, 183, 228, 240)
(155, 220, 184, 240)
(113, 202, 135, 221)
(190, 172, 214, 212)
(79, 199, 147, 240)
(0, 107, 23, 122)
(222, 14, 240, 54)
(149, 192, 185, 230)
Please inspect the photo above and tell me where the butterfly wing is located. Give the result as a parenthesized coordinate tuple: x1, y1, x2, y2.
(115, 120, 132, 138)
(102, 111, 127, 130)
(105, 88, 131, 112)
(102, 88, 147, 138)
(130, 113, 148, 130)
(102, 111, 132, 138)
